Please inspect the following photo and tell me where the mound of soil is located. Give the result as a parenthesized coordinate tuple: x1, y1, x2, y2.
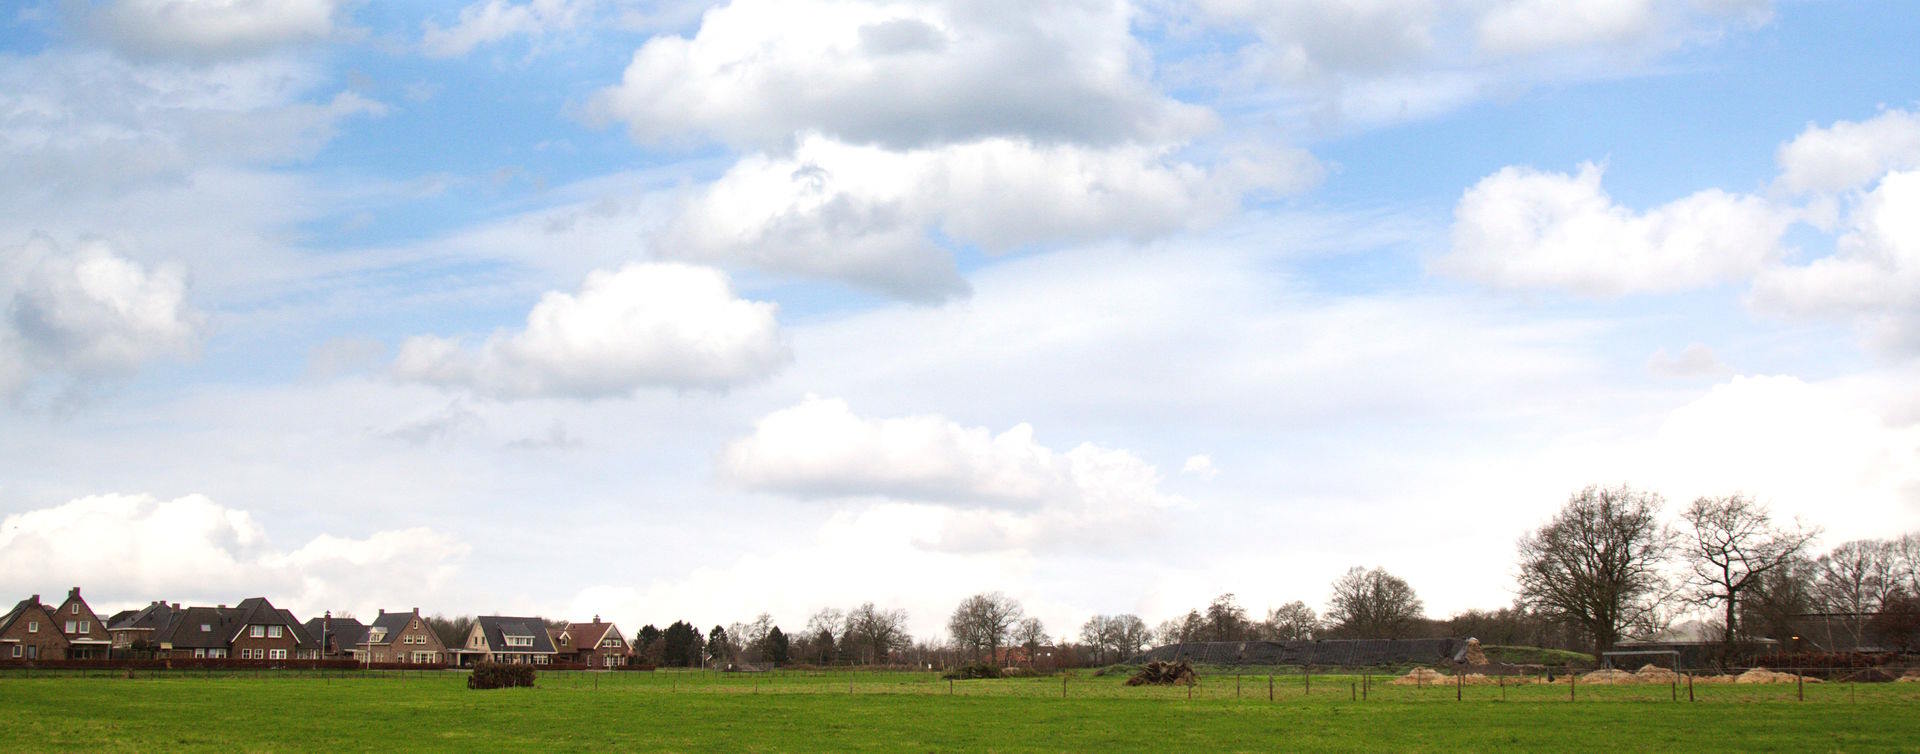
(1579, 669, 1636, 685)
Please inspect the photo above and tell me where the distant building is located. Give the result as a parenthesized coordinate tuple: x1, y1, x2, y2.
(107, 601, 182, 657)
(549, 617, 630, 668)
(154, 597, 318, 660)
(0, 595, 67, 661)
(48, 587, 112, 659)
(457, 616, 558, 666)
(357, 609, 448, 664)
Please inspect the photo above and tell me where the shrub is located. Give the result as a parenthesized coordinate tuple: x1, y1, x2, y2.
(468, 662, 537, 690)
(942, 662, 1001, 680)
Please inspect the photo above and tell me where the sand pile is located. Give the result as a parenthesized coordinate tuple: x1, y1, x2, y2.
(1634, 664, 1680, 683)
(1580, 669, 1637, 685)
(1391, 667, 1449, 686)
(1735, 668, 1819, 685)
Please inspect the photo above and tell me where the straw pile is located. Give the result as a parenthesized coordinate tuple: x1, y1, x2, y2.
(1463, 638, 1489, 666)
(1734, 667, 1819, 685)
(1579, 669, 1637, 685)
(1634, 664, 1680, 683)
(1390, 667, 1450, 686)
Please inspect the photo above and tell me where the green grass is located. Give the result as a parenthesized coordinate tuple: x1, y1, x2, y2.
(2, 668, 1916, 751)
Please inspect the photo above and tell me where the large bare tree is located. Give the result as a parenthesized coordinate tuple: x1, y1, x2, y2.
(946, 592, 1023, 662)
(1081, 614, 1151, 663)
(1262, 601, 1318, 641)
(1515, 485, 1674, 658)
(1814, 538, 1900, 614)
(1681, 494, 1819, 647)
(842, 603, 911, 665)
(1325, 566, 1424, 638)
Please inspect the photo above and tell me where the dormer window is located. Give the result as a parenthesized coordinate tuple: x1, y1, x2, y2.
(505, 635, 533, 647)
(200, 624, 211, 632)
(251, 626, 265, 638)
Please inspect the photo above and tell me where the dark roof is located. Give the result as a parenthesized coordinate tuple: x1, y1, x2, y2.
(163, 607, 235, 649)
(553, 620, 623, 652)
(302, 616, 368, 651)
(476, 616, 557, 654)
(108, 602, 181, 634)
(367, 611, 420, 647)
(1132, 639, 1473, 667)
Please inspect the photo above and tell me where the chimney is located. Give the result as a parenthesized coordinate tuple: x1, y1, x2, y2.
(69, 587, 81, 599)
(172, 603, 181, 611)
(30, 594, 39, 604)
(593, 615, 601, 624)
(413, 607, 420, 617)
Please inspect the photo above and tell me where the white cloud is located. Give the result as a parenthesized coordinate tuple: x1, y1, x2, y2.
(1181, 454, 1219, 479)
(0, 235, 201, 398)
(1438, 162, 1790, 295)
(421, 0, 592, 58)
(79, 0, 345, 61)
(662, 134, 1313, 301)
(1189, 0, 1441, 80)
(0, 493, 467, 616)
(1775, 107, 1920, 195)
(393, 263, 788, 399)
(589, 0, 1210, 150)
(1475, 0, 1658, 57)
(722, 396, 1182, 551)
(1752, 168, 1920, 354)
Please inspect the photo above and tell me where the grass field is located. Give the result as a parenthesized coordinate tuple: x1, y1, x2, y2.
(3, 668, 1917, 751)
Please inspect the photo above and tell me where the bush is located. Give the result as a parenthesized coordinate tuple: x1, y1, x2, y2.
(943, 662, 1001, 680)
(467, 662, 537, 690)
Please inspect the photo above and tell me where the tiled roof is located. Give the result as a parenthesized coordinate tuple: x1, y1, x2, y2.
(476, 616, 557, 654)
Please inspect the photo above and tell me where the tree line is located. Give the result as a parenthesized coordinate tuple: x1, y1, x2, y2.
(414, 485, 1917, 667)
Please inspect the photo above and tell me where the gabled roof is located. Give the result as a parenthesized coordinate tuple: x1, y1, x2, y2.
(475, 616, 557, 654)
(555, 620, 623, 652)
(163, 607, 235, 649)
(367, 611, 431, 647)
(302, 616, 368, 650)
(108, 601, 181, 634)
(0, 597, 58, 636)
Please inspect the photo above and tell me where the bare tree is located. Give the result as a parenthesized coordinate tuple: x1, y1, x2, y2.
(1514, 485, 1674, 658)
(1155, 609, 1204, 645)
(1681, 494, 1820, 647)
(1742, 553, 1817, 645)
(843, 603, 911, 665)
(947, 592, 1023, 662)
(1814, 538, 1900, 614)
(1324, 566, 1424, 638)
(1262, 601, 1317, 640)
(1012, 617, 1047, 664)
(1112, 614, 1150, 659)
(1203, 593, 1253, 642)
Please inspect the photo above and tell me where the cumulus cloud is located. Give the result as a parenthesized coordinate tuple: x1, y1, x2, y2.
(78, 0, 345, 61)
(393, 263, 787, 399)
(1181, 454, 1219, 480)
(1438, 162, 1790, 295)
(421, 0, 592, 58)
(661, 134, 1313, 301)
(589, 0, 1209, 150)
(1646, 343, 1730, 378)
(1189, 0, 1441, 80)
(0, 235, 201, 398)
(1775, 108, 1920, 195)
(1475, 0, 1659, 57)
(1752, 168, 1920, 354)
(722, 396, 1182, 551)
(0, 493, 467, 614)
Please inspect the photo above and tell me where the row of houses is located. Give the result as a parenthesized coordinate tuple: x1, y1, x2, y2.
(1, 587, 633, 668)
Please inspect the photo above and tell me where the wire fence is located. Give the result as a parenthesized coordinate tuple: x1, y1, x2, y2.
(6, 664, 1914, 704)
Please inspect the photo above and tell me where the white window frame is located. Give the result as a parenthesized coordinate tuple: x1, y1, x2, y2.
(78, 620, 89, 633)
(9, 646, 19, 658)
(250, 625, 265, 638)
(71, 604, 80, 614)
(194, 648, 206, 658)
(268, 625, 282, 639)
(66, 621, 77, 634)
(27, 621, 37, 633)
(269, 649, 287, 660)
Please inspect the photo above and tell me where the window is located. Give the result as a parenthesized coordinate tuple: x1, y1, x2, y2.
(26, 646, 37, 659)
(209, 649, 226, 658)
(9, 646, 18, 658)
(27, 621, 37, 633)
(250, 625, 265, 638)
(269, 649, 287, 660)
(602, 639, 623, 648)
(268, 625, 282, 639)
(78, 621, 89, 633)
(200, 624, 211, 632)
(194, 648, 206, 658)
(505, 635, 533, 647)
(66, 621, 77, 634)
(71, 604, 80, 614)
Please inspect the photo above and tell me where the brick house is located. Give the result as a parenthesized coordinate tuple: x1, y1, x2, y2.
(107, 601, 182, 657)
(548, 617, 631, 668)
(49, 587, 112, 659)
(0, 596, 68, 661)
(301, 612, 368, 659)
(458, 616, 557, 665)
(157, 597, 317, 660)
(358, 609, 448, 665)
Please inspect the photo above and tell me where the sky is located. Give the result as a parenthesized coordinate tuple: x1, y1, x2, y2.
(1, 0, 1917, 643)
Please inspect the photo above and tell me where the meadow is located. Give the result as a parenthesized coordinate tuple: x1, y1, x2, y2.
(2, 667, 1916, 751)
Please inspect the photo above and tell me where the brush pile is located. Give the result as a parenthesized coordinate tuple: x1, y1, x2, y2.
(1125, 660, 1196, 686)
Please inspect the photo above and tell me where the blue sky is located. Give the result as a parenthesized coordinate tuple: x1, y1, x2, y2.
(1, 0, 1916, 641)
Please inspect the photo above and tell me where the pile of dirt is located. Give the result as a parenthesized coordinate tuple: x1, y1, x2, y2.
(1125, 660, 1196, 687)
(1735, 668, 1820, 685)
(1579, 669, 1637, 685)
(1897, 673, 1920, 683)
(1838, 667, 1898, 683)
(1463, 639, 1489, 666)
(1634, 664, 1680, 683)
(1390, 667, 1449, 686)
